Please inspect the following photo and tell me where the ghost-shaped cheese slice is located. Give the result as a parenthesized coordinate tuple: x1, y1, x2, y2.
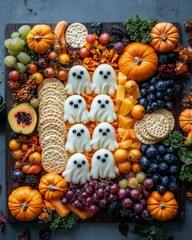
(65, 124, 91, 153)
(91, 64, 117, 94)
(65, 65, 91, 94)
(62, 153, 90, 184)
(89, 94, 117, 122)
(64, 95, 89, 124)
(90, 149, 119, 179)
(90, 122, 118, 151)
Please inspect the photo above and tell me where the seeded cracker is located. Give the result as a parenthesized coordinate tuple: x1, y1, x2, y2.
(138, 114, 157, 140)
(65, 23, 88, 48)
(134, 120, 158, 145)
(154, 108, 175, 132)
(145, 113, 170, 138)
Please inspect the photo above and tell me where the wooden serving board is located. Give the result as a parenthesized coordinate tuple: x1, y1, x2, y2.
(5, 22, 185, 223)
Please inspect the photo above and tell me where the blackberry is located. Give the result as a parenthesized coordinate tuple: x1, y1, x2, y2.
(106, 201, 120, 218)
(172, 84, 182, 101)
(90, 22, 102, 36)
(158, 51, 178, 64)
(25, 174, 39, 188)
(111, 25, 130, 43)
(119, 207, 134, 219)
(158, 54, 169, 64)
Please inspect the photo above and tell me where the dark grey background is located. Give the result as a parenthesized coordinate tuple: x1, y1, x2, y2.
(0, 0, 192, 239)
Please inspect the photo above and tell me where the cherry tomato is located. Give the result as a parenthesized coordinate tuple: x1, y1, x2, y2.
(59, 54, 70, 65)
(43, 67, 55, 78)
(37, 58, 48, 68)
(9, 70, 20, 81)
(29, 152, 42, 164)
(21, 143, 29, 152)
(12, 149, 24, 160)
(9, 139, 21, 150)
(35, 146, 42, 153)
(58, 70, 68, 81)
(79, 47, 91, 58)
(31, 72, 43, 84)
(85, 34, 96, 43)
(48, 51, 58, 61)
(28, 63, 37, 74)
(19, 134, 27, 143)
(99, 33, 110, 45)
(22, 164, 42, 174)
(14, 161, 22, 170)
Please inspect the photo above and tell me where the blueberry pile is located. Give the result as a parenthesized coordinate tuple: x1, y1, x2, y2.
(138, 77, 174, 112)
(140, 144, 178, 195)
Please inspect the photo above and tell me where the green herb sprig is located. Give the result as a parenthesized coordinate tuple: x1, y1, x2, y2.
(49, 213, 79, 230)
(123, 15, 158, 43)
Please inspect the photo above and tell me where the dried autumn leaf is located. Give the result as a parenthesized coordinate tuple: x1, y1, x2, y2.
(118, 223, 129, 237)
(179, 46, 192, 61)
(176, 61, 188, 75)
(39, 228, 51, 240)
(17, 229, 30, 240)
(0, 211, 6, 232)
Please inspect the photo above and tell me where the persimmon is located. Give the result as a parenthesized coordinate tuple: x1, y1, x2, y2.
(114, 149, 128, 163)
(118, 161, 131, 174)
(124, 80, 137, 94)
(129, 149, 141, 162)
(131, 104, 145, 119)
(132, 163, 142, 173)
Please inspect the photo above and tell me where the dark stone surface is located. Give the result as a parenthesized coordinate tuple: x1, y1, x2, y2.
(0, 0, 192, 239)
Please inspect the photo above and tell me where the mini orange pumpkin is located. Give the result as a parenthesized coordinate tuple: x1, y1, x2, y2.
(118, 42, 158, 81)
(179, 109, 192, 133)
(26, 24, 54, 54)
(147, 191, 178, 221)
(39, 172, 67, 200)
(8, 186, 44, 221)
(150, 22, 179, 52)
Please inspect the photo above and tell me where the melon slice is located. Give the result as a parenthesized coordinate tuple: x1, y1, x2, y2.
(8, 103, 37, 134)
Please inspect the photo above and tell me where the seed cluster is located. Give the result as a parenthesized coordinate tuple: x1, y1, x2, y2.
(15, 112, 32, 125)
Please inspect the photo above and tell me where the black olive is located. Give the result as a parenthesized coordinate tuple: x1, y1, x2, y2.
(72, 72, 76, 76)
(99, 128, 102, 132)
(105, 100, 109, 104)
(72, 130, 76, 134)
(78, 99, 82, 103)
(99, 71, 103, 75)
(98, 100, 101, 104)
(104, 153, 108, 158)
(82, 160, 85, 164)
(107, 71, 111, 75)
(97, 155, 101, 159)
(106, 128, 110, 132)
(73, 160, 77, 164)
(80, 70, 84, 75)
(69, 101, 73, 105)
(80, 129, 84, 133)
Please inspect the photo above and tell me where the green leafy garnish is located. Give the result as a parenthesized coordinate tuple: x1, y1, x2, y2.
(49, 213, 79, 231)
(163, 131, 185, 151)
(131, 223, 165, 240)
(123, 15, 158, 43)
(22, 43, 39, 61)
(179, 165, 192, 181)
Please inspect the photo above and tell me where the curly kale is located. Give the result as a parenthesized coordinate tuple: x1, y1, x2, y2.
(123, 15, 158, 43)
(49, 213, 79, 230)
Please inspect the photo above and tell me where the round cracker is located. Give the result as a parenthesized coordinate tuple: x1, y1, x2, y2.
(134, 121, 158, 145)
(38, 99, 64, 112)
(42, 149, 68, 174)
(65, 23, 88, 48)
(38, 84, 67, 100)
(39, 129, 64, 145)
(139, 114, 157, 140)
(39, 104, 64, 115)
(39, 122, 66, 135)
(38, 88, 65, 101)
(40, 135, 64, 149)
(145, 113, 170, 138)
(42, 144, 66, 156)
(39, 94, 64, 105)
(38, 117, 65, 132)
(154, 108, 175, 132)
(39, 108, 63, 121)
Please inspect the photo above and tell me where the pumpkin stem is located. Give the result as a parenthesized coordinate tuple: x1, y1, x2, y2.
(34, 35, 42, 42)
(161, 34, 167, 41)
(160, 202, 166, 209)
(22, 202, 28, 211)
(48, 184, 60, 191)
(134, 56, 142, 65)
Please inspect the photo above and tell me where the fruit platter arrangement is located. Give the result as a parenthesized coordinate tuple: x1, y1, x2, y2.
(3, 16, 190, 228)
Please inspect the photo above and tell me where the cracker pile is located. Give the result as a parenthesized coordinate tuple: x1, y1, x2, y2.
(65, 23, 88, 48)
(134, 108, 175, 144)
(38, 78, 68, 174)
